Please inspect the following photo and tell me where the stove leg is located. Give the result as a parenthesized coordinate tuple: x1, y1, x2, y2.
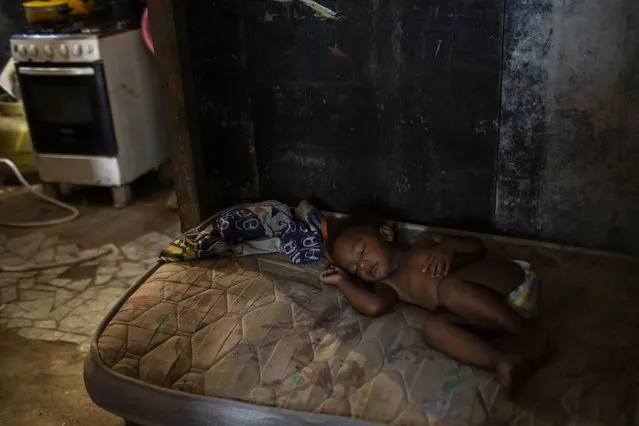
(42, 183, 58, 199)
(58, 183, 73, 198)
(112, 185, 132, 209)
(158, 160, 173, 186)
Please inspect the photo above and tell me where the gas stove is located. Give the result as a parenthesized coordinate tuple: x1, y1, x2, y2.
(22, 12, 139, 35)
(10, 22, 166, 207)
(12, 1, 142, 64)
(12, 17, 139, 64)
(21, 0, 143, 34)
(13, 32, 120, 64)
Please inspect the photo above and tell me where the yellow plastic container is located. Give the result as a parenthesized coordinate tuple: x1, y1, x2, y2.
(68, 0, 94, 15)
(22, 0, 71, 24)
(0, 96, 36, 175)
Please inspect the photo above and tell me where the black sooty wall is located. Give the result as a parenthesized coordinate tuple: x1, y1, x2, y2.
(185, 0, 639, 254)
(0, 2, 23, 66)
(497, 0, 639, 254)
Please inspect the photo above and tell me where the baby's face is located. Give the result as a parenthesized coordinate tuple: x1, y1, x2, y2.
(332, 228, 394, 282)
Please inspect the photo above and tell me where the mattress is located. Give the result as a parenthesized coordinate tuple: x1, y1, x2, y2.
(84, 255, 500, 425)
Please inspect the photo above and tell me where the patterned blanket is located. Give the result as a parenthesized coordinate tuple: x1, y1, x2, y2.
(160, 201, 327, 265)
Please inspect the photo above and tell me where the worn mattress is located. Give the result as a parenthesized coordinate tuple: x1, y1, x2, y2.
(85, 228, 639, 426)
(85, 255, 502, 425)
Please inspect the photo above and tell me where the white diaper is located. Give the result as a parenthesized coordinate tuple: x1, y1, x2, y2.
(506, 260, 538, 318)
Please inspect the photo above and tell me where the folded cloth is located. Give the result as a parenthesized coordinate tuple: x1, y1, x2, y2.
(160, 200, 326, 265)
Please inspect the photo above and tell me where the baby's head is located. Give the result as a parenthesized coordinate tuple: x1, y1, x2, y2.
(326, 213, 396, 282)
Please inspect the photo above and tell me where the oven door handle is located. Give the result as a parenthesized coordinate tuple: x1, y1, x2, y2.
(19, 67, 95, 76)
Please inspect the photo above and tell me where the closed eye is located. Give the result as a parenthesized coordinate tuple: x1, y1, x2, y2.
(350, 242, 366, 276)
(348, 260, 358, 275)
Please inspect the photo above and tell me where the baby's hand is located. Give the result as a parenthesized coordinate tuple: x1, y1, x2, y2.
(319, 265, 347, 286)
(422, 247, 454, 277)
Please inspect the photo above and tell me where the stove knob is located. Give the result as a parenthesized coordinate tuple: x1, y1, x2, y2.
(87, 44, 95, 54)
(18, 45, 28, 56)
(43, 45, 54, 58)
(71, 44, 83, 57)
(58, 44, 69, 57)
(28, 44, 38, 57)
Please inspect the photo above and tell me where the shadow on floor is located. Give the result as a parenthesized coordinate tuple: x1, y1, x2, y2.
(0, 330, 121, 426)
(0, 183, 179, 425)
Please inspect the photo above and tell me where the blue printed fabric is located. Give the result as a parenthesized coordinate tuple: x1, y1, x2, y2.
(160, 201, 325, 265)
(280, 222, 323, 264)
(217, 209, 268, 242)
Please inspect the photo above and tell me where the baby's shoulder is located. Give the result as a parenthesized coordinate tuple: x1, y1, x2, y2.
(392, 250, 427, 279)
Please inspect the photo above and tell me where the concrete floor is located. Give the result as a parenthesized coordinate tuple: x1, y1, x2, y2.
(0, 182, 179, 426)
(0, 333, 120, 425)
(482, 240, 639, 424)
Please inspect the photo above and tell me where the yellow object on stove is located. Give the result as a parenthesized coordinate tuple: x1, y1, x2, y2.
(22, 1, 71, 24)
(67, 0, 94, 15)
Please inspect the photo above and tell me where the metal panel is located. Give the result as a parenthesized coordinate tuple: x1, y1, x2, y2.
(100, 30, 167, 184)
(243, 0, 503, 229)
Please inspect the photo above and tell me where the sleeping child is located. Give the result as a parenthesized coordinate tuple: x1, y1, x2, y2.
(319, 214, 547, 397)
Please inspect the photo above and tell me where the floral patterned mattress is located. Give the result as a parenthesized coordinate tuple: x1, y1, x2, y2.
(84, 255, 501, 425)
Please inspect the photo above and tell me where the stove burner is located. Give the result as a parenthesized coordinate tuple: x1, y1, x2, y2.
(21, 5, 141, 36)
(25, 18, 137, 35)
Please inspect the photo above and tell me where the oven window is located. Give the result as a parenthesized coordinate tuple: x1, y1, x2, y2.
(19, 64, 118, 156)
(29, 85, 94, 124)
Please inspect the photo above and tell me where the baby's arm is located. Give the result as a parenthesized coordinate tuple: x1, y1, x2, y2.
(417, 232, 487, 276)
(416, 232, 487, 256)
(319, 266, 398, 316)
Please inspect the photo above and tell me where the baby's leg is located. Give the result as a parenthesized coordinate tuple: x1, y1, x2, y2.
(437, 275, 526, 333)
(450, 258, 524, 296)
(422, 311, 529, 397)
(437, 276, 547, 366)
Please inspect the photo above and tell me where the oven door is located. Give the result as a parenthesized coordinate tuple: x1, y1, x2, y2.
(17, 63, 117, 156)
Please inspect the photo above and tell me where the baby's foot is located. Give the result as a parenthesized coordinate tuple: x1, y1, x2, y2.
(530, 329, 550, 369)
(497, 356, 530, 399)
(521, 327, 549, 369)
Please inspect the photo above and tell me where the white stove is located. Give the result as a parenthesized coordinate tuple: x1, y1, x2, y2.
(11, 29, 166, 207)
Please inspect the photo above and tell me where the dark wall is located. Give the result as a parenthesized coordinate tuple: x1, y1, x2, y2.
(244, 0, 503, 230)
(186, 0, 504, 230)
(184, 0, 639, 254)
(0, 2, 23, 65)
(497, 0, 639, 253)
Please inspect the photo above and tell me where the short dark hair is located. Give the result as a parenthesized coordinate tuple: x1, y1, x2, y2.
(325, 211, 384, 260)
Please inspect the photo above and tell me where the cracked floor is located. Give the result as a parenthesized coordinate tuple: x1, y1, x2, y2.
(0, 185, 178, 425)
(1, 231, 171, 348)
